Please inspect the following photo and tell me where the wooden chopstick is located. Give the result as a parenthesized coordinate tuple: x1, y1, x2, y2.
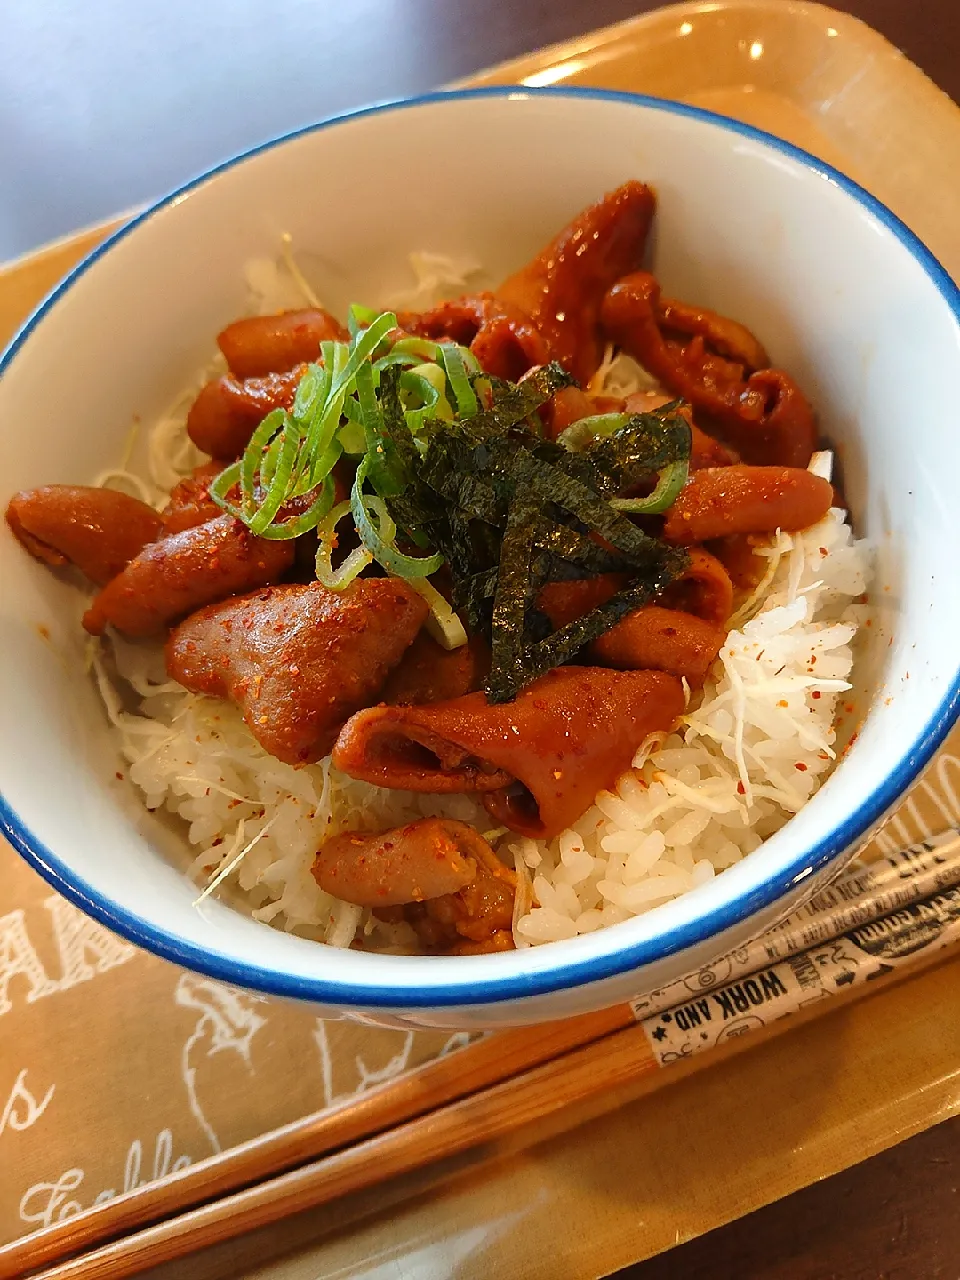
(28, 946, 952, 1280)
(2, 1004, 630, 1280)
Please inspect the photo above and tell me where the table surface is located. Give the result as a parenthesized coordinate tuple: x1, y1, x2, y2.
(2, 1, 957, 1276)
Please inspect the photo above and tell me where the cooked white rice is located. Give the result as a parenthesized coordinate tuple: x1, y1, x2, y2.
(90, 250, 871, 950)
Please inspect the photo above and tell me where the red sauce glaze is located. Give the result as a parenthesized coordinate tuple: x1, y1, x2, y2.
(662, 466, 833, 545)
(186, 368, 303, 460)
(6, 485, 164, 585)
(217, 308, 347, 378)
(496, 181, 656, 385)
(332, 666, 684, 839)
(82, 514, 294, 637)
(166, 578, 428, 764)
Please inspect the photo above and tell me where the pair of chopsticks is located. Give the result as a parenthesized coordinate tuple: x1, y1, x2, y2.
(9, 829, 960, 1280)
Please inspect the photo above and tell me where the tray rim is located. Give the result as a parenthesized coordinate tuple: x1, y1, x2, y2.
(3, 0, 960, 1269)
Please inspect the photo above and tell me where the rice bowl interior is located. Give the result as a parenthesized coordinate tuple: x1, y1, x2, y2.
(85, 243, 869, 954)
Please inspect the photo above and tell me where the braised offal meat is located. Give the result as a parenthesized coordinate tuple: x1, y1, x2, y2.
(83, 514, 295, 637)
(380, 633, 490, 706)
(397, 295, 552, 383)
(332, 667, 685, 839)
(217, 308, 348, 378)
(496, 181, 656, 384)
(662, 466, 833, 545)
(601, 271, 817, 467)
(166, 579, 428, 764)
(187, 368, 303, 460)
(314, 818, 517, 954)
(161, 462, 224, 533)
(314, 818, 496, 906)
(6, 486, 164, 585)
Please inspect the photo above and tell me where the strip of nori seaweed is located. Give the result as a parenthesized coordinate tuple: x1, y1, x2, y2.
(383, 365, 692, 700)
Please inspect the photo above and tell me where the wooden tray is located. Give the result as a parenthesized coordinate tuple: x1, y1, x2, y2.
(2, 3, 960, 1277)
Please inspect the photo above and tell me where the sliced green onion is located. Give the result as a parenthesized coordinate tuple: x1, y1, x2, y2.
(208, 460, 243, 518)
(347, 302, 379, 338)
(240, 409, 287, 514)
(400, 367, 453, 434)
(351, 458, 444, 579)
(557, 412, 631, 452)
(248, 417, 304, 535)
(337, 417, 366, 455)
(610, 459, 690, 514)
(315, 500, 372, 588)
(290, 363, 325, 425)
(391, 335, 442, 361)
(408, 576, 468, 650)
(257, 476, 336, 540)
(373, 351, 422, 373)
(355, 362, 403, 497)
(441, 343, 479, 418)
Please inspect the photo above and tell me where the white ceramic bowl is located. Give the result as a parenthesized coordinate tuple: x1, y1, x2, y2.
(3, 88, 960, 1030)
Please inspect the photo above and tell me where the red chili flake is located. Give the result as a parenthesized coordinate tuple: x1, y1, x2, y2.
(795, 762, 808, 772)
(818, 751, 830, 760)
(819, 547, 827, 556)
(865, 618, 873, 627)
(809, 655, 817, 665)
(844, 703, 855, 713)
(811, 690, 822, 700)
(737, 781, 746, 795)
(115, 771, 124, 781)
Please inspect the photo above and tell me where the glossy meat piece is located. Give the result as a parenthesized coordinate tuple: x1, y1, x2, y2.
(657, 547, 734, 625)
(538, 548, 732, 628)
(590, 606, 725, 684)
(657, 295, 769, 370)
(381, 632, 490, 706)
(537, 568, 728, 684)
(396, 295, 552, 382)
(6, 486, 163, 586)
(662, 466, 833, 545)
(373, 836, 517, 955)
(82, 514, 294, 637)
(313, 818, 495, 907)
(332, 667, 684, 839)
(187, 368, 302, 460)
(166, 579, 428, 764)
(405, 855, 516, 953)
(543, 385, 601, 441)
(601, 272, 817, 466)
(161, 462, 224, 533)
(496, 181, 656, 385)
(217, 309, 347, 378)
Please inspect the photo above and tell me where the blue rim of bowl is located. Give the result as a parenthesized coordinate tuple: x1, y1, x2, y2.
(2, 85, 960, 1008)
